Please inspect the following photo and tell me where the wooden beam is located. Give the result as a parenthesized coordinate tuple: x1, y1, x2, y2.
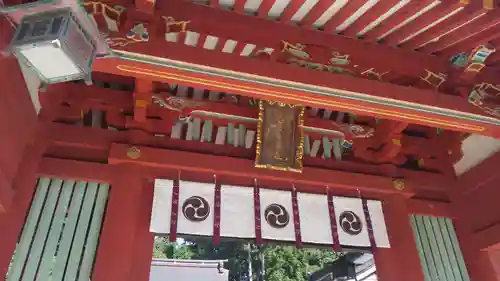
(93, 53, 500, 137)
(108, 143, 417, 198)
(38, 158, 116, 183)
(421, 8, 500, 54)
(139, 0, 449, 77)
(362, 0, 436, 42)
(474, 222, 500, 250)
(382, 1, 468, 47)
(47, 123, 453, 195)
(403, 4, 489, 51)
(342, 0, 403, 37)
(456, 151, 500, 194)
(406, 198, 454, 217)
(134, 0, 156, 15)
(323, 0, 367, 33)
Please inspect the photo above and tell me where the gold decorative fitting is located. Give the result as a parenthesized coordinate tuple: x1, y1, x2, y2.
(420, 70, 447, 88)
(127, 146, 141, 159)
(135, 99, 149, 108)
(163, 16, 190, 33)
(392, 179, 405, 191)
(391, 139, 401, 146)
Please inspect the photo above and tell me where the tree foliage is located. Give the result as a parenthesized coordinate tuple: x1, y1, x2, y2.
(153, 237, 343, 281)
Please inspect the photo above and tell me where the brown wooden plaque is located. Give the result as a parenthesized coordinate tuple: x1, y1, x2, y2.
(255, 100, 305, 173)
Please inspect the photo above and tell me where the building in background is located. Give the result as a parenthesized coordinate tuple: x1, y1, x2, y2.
(150, 259, 229, 281)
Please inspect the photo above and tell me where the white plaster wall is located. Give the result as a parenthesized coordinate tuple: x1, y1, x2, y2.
(454, 134, 500, 176)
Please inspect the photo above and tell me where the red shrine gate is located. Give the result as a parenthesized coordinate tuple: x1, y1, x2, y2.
(1, 0, 500, 280)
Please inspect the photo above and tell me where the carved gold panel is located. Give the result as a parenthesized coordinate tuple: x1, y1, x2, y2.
(255, 100, 305, 173)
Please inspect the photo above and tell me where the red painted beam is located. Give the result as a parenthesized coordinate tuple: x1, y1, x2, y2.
(456, 151, 500, 194)
(421, 8, 500, 55)
(299, 0, 335, 28)
(406, 198, 454, 217)
(108, 143, 417, 198)
(135, 0, 156, 15)
(362, 0, 435, 42)
(342, 0, 402, 37)
(382, 1, 467, 47)
(474, 222, 500, 250)
(323, 0, 366, 33)
(403, 4, 489, 51)
(94, 48, 500, 137)
(279, 0, 304, 24)
(38, 158, 116, 183)
(257, 0, 276, 18)
(151, 0, 449, 77)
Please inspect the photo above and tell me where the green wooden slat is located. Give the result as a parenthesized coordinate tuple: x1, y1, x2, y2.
(77, 183, 110, 281)
(322, 137, 332, 159)
(430, 217, 455, 281)
(35, 180, 76, 281)
(304, 135, 311, 156)
(422, 216, 447, 281)
(65, 182, 99, 281)
(444, 218, 471, 281)
(227, 123, 234, 145)
(6, 178, 51, 281)
(52, 182, 87, 281)
(238, 124, 246, 147)
(21, 179, 63, 281)
(410, 216, 432, 281)
(203, 120, 213, 143)
(332, 139, 342, 160)
(438, 218, 463, 281)
(415, 215, 440, 281)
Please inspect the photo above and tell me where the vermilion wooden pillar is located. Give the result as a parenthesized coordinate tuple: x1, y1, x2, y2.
(373, 196, 425, 281)
(452, 196, 499, 281)
(129, 180, 155, 281)
(92, 164, 151, 281)
(0, 120, 49, 279)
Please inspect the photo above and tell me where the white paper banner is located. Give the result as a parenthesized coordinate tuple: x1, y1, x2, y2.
(220, 185, 255, 238)
(332, 197, 371, 247)
(367, 200, 390, 248)
(260, 189, 295, 241)
(150, 178, 390, 249)
(150, 179, 174, 233)
(177, 181, 215, 237)
(297, 193, 332, 244)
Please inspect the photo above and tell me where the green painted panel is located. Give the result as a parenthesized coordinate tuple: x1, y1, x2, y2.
(415, 215, 440, 281)
(411, 215, 471, 281)
(6, 178, 51, 281)
(22, 179, 63, 281)
(65, 182, 99, 281)
(410, 216, 432, 281)
(35, 180, 76, 281)
(52, 181, 87, 281)
(437, 218, 463, 281)
(77, 183, 110, 281)
(444, 218, 471, 281)
(7, 178, 110, 281)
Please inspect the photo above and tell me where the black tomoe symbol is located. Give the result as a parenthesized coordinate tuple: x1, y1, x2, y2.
(182, 196, 210, 222)
(264, 204, 290, 228)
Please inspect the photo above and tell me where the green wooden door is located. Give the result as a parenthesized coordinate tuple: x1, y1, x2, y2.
(410, 215, 470, 281)
(6, 177, 110, 281)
